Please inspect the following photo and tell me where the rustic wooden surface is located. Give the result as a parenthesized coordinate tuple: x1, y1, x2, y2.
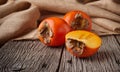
(0, 35, 120, 72)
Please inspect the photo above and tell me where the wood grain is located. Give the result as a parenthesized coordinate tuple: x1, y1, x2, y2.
(0, 35, 120, 72)
(0, 40, 63, 72)
(59, 35, 120, 72)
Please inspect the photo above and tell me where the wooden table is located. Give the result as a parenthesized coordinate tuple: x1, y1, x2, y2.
(0, 35, 120, 72)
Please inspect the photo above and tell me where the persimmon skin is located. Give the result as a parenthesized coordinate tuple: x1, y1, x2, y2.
(65, 30, 102, 58)
(38, 17, 71, 46)
(64, 10, 92, 31)
(67, 46, 99, 58)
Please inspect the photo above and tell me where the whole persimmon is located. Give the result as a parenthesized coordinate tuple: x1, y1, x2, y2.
(64, 10, 92, 31)
(65, 30, 102, 58)
(38, 17, 71, 46)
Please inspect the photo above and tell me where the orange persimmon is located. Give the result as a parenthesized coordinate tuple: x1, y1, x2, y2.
(64, 10, 92, 31)
(65, 30, 102, 58)
(38, 17, 71, 46)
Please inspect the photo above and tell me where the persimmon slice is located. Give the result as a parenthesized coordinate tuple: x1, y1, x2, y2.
(65, 30, 102, 57)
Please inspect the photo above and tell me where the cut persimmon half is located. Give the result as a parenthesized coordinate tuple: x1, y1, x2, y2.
(65, 30, 102, 58)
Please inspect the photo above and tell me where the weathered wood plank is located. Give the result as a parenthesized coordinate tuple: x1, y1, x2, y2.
(0, 40, 63, 72)
(59, 35, 120, 72)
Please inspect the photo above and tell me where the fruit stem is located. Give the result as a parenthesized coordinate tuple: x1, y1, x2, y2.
(66, 38, 85, 55)
(39, 21, 53, 44)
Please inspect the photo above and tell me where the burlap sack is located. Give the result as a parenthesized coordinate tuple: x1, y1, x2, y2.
(22, 0, 120, 35)
(0, 0, 120, 46)
(86, 0, 120, 15)
(23, 0, 120, 22)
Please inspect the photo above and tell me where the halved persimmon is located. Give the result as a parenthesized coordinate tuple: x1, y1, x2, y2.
(64, 10, 92, 31)
(38, 17, 71, 46)
(65, 30, 102, 57)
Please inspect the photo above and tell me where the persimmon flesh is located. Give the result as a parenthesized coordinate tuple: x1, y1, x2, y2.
(65, 30, 102, 57)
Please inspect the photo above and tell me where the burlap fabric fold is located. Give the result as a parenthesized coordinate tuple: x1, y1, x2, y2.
(0, 0, 40, 46)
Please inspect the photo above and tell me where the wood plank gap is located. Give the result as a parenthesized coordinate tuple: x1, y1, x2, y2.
(114, 35, 120, 46)
(112, 35, 120, 69)
(56, 45, 64, 72)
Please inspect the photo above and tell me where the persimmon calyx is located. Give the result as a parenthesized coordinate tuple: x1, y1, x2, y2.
(71, 13, 89, 30)
(39, 21, 53, 44)
(66, 38, 85, 55)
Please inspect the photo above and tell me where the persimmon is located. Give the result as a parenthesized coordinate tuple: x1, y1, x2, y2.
(64, 10, 92, 31)
(65, 30, 102, 57)
(38, 17, 71, 46)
